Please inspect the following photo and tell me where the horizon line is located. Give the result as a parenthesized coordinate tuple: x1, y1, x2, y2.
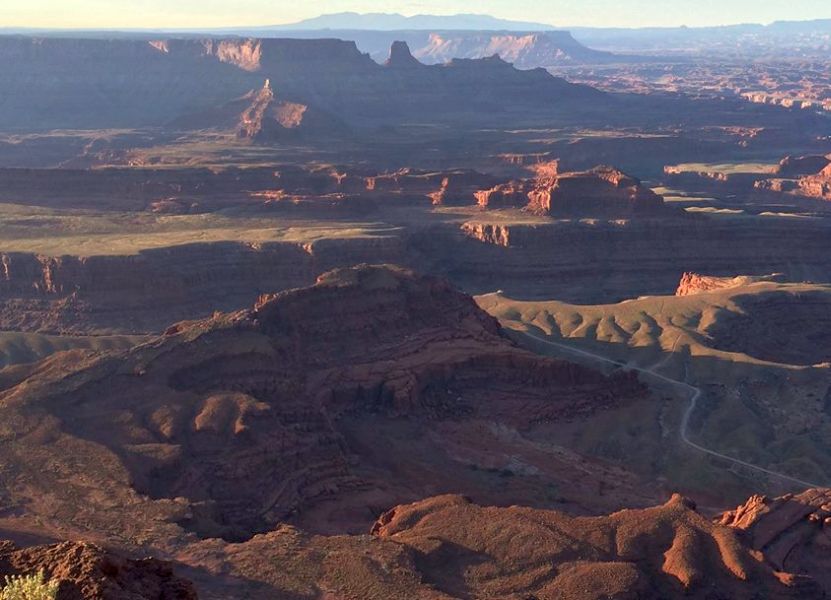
(2, 12, 830, 33)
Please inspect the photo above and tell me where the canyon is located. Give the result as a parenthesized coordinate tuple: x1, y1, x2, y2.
(1, 266, 830, 597)
(1, 21, 831, 599)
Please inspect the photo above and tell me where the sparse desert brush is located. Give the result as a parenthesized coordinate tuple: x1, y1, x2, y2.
(1, 571, 59, 600)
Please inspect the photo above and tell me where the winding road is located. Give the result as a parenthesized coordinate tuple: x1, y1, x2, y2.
(517, 329, 825, 489)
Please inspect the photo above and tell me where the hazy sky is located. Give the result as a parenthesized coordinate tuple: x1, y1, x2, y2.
(3, 0, 831, 29)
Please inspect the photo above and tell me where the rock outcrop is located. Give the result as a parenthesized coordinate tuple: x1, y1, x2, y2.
(526, 166, 668, 217)
(365, 493, 815, 599)
(797, 163, 831, 200)
(703, 287, 831, 365)
(384, 41, 423, 69)
(0, 541, 196, 600)
(235, 80, 347, 141)
(775, 154, 831, 178)
(718, 489, 831, 595)
(676, 272, 784, 296)
(180, 490, 828, 598)
(412, 31, 616, 68)
(431, 216, 831, 303)
(474, 163, 673, 217)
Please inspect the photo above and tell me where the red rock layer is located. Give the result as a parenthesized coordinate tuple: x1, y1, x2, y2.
(475, 163, 671, 217)
(364, 494, 815, 599)
(0, 265, 645, 543)
(526, 165, 667, 217)
(798, 163, 831, 200)
(0, 540, 196, 600)
(675, 272, 783, 296)
(718, 489, 831, 594)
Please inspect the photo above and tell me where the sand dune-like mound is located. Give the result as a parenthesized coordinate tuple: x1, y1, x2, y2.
(704, 288, 831, 365)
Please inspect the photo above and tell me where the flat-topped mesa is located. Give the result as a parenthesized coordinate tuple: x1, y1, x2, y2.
(775, 154, 831, 178)
(0, 35, 609, 130)
(676, 272, 785, 296)
(528, 166, 666, 217)
(476, 164, 669, 217)
(798, 163, 831, 200)
(384, 41, 423, 68)
(414, 31, 615, 68)
(207, 37, 377, 73)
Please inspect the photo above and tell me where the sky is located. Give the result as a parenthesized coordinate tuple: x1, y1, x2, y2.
(3, 0, 831, 30)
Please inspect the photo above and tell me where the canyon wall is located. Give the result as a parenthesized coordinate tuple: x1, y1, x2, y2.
(0, 237, 405, 333)
(435, 217, 831, 301)
(0, 36, 606, 130)
(5, 214, 831, 332)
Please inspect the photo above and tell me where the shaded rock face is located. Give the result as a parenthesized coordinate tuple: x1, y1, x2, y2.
(0, 541, 196, 600)
(775, 154, 831, 178)
(0, 37, 607, 130)
(0, 244, 324, 334)
(675, 272, 784, 296)
(364, 494, 814, 599)
(234, 80, 341, 142)
(527, 166, 667, 217)
(798, 163, 831, 200)
(384, 41, 423, 69)
(704, 289, 831, 365)
(718, 489, 831, 595)
(1, 265, 643, 542)
(753, 155, 831, 202)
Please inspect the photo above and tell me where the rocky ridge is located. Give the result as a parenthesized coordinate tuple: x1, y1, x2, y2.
(0, 265, 646, 544)
(181, 492, 824, 599)
(718, 489, 831, 594)
(676, 272, 785, 296)
(0, 37, 608, 130)
(0, 540, 196, 600)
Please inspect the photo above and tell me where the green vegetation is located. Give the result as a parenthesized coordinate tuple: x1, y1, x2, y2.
(1, 571, 59, 600)
(0, 202, 399, 256)
(0, 331, 148, 369)
(669, 162, 777, 175)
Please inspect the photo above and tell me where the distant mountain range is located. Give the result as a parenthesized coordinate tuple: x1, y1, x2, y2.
(2, 13, 829, 63)
(3, 13, 830, 36)
(264, 12, 556, 32)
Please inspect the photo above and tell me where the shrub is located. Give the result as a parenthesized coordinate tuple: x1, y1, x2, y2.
(1, 570, 59, 600)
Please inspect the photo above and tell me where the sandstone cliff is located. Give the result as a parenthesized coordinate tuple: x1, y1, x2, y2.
(0, 37, 608, 131)
(412, 31, 616, 68)
(473, 163, 672, 217)
(676, 272, 784, 296)
(798, 162, 831, 200)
